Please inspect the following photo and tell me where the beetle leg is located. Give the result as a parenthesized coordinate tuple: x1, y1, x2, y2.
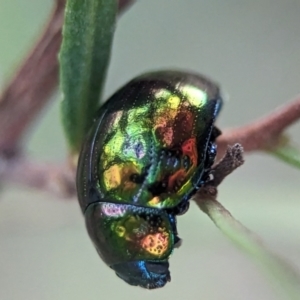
(211, 126, 222, 140)
(175, 201, 190, 216)
(174, 236, 182, 248)
(166, 212, 181, 247)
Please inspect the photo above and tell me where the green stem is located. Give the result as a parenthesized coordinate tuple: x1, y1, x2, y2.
(59, 0, 117, 154)
(196, 197, 300, 300)
(267, 139, 300, 170)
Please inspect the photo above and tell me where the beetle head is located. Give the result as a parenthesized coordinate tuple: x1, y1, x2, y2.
(111, 260, 170, 289)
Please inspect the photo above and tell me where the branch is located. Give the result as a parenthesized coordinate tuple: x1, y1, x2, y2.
(118, 0, 135, 12)
(0, 1, 64, 152)
(1, 93, 300, 197)
(0, 0, 135, 153)
(1, 94, 299, 197)
(0, 154, 75, 198)
(217, 95, 300, 158)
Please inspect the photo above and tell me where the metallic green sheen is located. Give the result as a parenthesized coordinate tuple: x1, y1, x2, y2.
(76, 70, 223, 289)
(77, 70, 222, 212)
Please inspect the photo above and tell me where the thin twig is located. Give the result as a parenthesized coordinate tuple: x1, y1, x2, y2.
(217, 95, 300, 158)
(1, 96, 299, 198)
(211, 144, 244, 187)
(0, 0, 135, 153)
(118, 0, 135, 12)
(0, 1, 65, 152)
(0, 155, 75, 197)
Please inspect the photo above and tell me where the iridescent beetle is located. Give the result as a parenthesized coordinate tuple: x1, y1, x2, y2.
(77, 70, 223, 289)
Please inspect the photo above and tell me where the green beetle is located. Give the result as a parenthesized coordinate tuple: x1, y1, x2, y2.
(77, 70, 222, 289)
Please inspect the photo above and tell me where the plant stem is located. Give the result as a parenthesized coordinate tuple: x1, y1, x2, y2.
(217, 96, 300, 159)
(195, 196, 300, 300)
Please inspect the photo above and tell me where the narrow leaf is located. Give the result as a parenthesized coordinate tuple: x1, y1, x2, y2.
(59, 0, 117, 154)
(196, 197, 300, 300)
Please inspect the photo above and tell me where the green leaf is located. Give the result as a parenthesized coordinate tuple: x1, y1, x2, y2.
(196, 197, 300, 300)
(267, 136, 300, 170)
(59, 0, 117, 154)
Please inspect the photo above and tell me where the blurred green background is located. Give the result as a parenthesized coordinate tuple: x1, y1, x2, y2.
(1, 1, 300, 299)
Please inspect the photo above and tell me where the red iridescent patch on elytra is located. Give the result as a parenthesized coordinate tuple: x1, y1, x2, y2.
(141, 231, 170, 256)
